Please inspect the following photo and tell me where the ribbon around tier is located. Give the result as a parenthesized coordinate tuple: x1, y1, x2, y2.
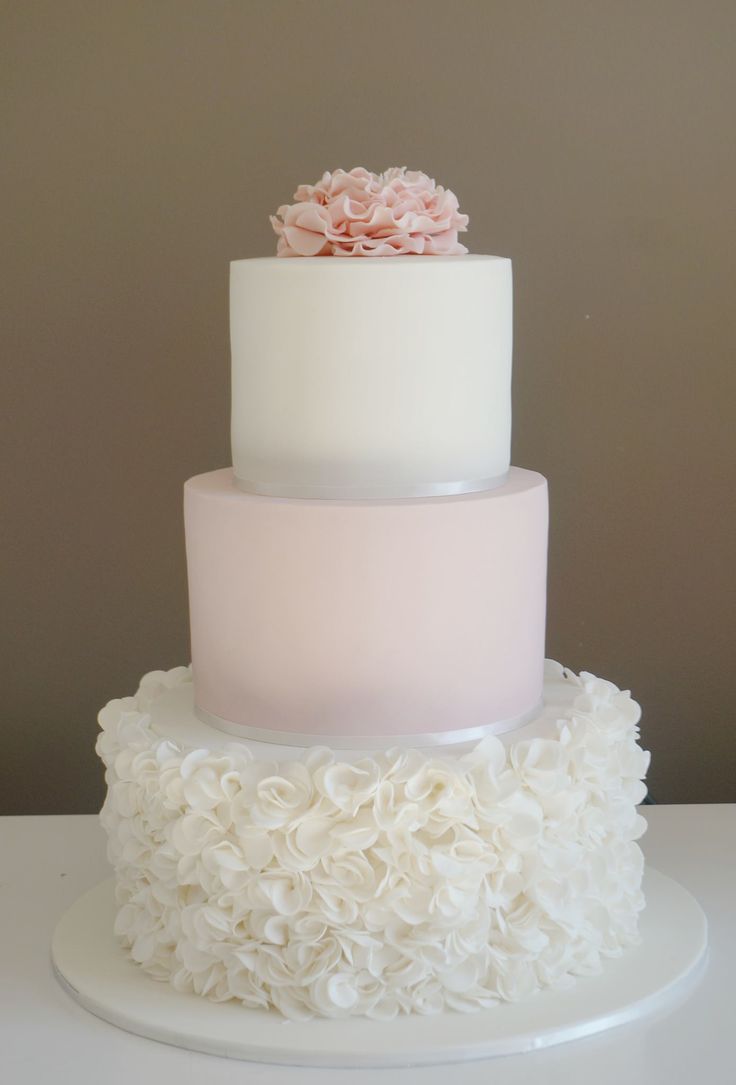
(232, 472, 510, 501)
(194, 701, 544, 749)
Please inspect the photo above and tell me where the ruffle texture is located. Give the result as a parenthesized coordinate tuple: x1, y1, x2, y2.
(270, 167, 469, 257)
(97, 661, 649, 1020)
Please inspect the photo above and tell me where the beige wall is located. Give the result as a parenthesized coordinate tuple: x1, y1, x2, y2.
(3, 1, 735, 813)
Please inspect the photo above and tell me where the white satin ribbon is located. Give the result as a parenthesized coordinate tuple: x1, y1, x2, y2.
(232, 472, 510, 500)
(194, 701, 543, 750)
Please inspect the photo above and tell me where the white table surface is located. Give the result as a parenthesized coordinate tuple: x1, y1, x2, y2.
(1, 807, 734, 1084)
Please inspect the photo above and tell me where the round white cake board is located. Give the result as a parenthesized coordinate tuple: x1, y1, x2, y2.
(52, 868, 707, 1068)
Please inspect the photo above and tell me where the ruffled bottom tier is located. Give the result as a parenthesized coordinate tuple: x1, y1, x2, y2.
(96, 661, 650, 1021)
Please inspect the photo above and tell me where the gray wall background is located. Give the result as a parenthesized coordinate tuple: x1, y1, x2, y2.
(3, 1, 735, 814)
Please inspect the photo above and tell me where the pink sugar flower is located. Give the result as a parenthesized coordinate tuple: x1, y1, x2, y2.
(270, 167, 469, 257)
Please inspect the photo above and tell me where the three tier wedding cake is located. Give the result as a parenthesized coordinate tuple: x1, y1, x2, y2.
(96, 168, 650, 1021)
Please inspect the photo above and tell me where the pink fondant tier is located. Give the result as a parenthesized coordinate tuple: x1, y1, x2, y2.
(184, 468, 548, 745)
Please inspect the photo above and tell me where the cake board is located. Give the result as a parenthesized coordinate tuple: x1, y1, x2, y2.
(51, 867, 707, 1068)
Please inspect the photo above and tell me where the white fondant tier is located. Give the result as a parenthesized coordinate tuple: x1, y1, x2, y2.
(97, 661, 650, 1022)
(184, 467, 548, 743)
(230, 255, 512, 498)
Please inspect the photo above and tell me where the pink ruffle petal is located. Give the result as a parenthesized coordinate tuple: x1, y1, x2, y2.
(282, 225, 331, 257)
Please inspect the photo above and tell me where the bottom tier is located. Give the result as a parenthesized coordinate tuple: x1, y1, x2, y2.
(97, 662, 650, 1021)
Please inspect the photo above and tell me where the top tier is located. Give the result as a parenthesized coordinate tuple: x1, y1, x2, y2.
(230, 255, 512, 499)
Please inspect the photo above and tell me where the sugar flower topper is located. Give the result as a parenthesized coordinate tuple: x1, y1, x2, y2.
(270, 167, 469, 257)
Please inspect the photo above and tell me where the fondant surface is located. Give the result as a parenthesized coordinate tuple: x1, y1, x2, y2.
(184, 467, 548, 742)
(230, 255, 512, 497)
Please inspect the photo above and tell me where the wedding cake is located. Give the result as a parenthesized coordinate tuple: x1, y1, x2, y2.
(96, 168, 649, 1021)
